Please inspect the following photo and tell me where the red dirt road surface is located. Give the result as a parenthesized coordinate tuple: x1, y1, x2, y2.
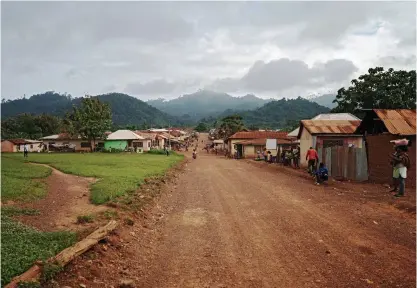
(55, 154, 416, 288)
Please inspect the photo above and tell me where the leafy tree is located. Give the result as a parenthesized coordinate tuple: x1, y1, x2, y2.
(217, 114, 245, 140)
(65, 96, 112, 151)
(1, 114, 43, 139)
(33, 114, 62, 136)
(194, 122, 208, 132)
(332, 67, 416, 116)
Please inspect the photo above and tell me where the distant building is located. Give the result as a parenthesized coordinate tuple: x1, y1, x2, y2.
(1, 139, 43, 153)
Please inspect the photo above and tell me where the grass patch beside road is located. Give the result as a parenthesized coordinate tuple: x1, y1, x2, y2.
(2, 157, 51, 202)
(4, 153, 183, 204)
(1, 214, 76, 285)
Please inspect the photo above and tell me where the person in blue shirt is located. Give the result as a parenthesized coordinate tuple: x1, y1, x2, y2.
(314, 162, 328, 185)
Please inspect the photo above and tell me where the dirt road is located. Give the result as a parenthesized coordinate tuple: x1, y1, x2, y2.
(57, 154, 416, 288)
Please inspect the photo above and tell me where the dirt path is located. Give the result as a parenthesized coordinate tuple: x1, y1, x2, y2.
(16, 164, 107, 231)
(54, 154, 415, 288)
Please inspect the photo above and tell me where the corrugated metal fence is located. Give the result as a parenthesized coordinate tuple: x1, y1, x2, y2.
(317, 146, 368, 181)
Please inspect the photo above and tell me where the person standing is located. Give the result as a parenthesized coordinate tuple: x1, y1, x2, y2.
(390, 145, 410, 197)
(293, 146, 300, 169)
(306, 146, 318, 174)
(23, 144, 28, 158)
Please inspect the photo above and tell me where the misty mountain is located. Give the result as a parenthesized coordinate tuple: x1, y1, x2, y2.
(147, 90, 273, 121)
(201, 97, 330, 130)
(309, 94, 337, 109)
(1, 92, 186, 127)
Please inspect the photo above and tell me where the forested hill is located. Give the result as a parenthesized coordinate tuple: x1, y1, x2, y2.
(1, 92, 185, 126)
(202, 97, 330, 130)
(147, 90, 273, 121)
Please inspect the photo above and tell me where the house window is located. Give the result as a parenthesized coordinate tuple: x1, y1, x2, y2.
(80, 142, 91, 148)
(148, 142, 151, 148)
(137, 142, 143, 148)
(323, 139, 344, 148)
(97, 142, 104, 148)
(30, 145, 33, 149)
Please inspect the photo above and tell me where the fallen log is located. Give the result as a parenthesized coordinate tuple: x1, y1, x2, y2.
(5, 220, 118, 288)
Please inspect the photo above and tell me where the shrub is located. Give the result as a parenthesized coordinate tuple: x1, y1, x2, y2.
(76, 215, 94, 224)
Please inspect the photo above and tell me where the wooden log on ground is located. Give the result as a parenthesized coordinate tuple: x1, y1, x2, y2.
(5, 220, 118, 288)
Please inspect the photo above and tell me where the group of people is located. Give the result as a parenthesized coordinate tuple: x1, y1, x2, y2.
(280, 146, 300, 168)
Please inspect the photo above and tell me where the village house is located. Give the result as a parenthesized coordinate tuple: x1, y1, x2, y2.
(135, 131, 168, 149)
(1, 139, 43, 153)
(297, 119, 362, 166)
(105, 130, 151, 152)
(355, 109, 416, 187)
(227, 131, 289, 158)
(40, 133, 105, 152)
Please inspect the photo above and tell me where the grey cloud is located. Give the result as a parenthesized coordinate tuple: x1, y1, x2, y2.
(1, 1, 414, 100)
(125, 79, 178, 95)
(378, 56, 417, 69)
(210, 58, 358, 93)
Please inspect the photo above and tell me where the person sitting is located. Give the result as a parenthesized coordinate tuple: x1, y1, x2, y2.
(314, 163, 329, 185)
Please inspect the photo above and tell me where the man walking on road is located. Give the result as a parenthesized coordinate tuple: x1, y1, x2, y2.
(306, 146, 318, 174)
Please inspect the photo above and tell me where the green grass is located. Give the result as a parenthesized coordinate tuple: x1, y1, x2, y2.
(3, 153, 183, 204)
(2, 157, 51, 202)
(1, 215, 76, 285)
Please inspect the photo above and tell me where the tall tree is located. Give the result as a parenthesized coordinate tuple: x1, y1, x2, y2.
(332, 67, 416, 116)
(194, 122, 208, 132)
(217, 114, 245, 140)
(65, 96, 112, 151)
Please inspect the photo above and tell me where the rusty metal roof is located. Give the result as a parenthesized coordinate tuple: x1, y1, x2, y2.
(373, 109, 416, 136)
(229, 131, 288, 140)
(299, 120, 361, 136)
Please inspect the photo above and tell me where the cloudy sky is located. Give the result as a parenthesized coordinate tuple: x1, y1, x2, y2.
(2, 1, 416, 100)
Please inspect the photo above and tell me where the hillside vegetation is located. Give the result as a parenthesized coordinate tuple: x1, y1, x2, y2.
(2, 92, 185, 127)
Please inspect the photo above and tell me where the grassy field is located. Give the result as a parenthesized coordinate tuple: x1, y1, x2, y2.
(4, 152, 183, 204)
(1, 158, 76, 285)
(2, 157, 51, 201)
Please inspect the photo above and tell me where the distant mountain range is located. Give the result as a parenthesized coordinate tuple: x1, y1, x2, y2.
(1, 92, 184, 127)
(1, 90, 335, 129)
(147, 90, 273, 122)
(306, 94, 337, 109)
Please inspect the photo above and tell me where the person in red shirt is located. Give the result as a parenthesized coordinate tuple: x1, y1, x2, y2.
(306, 146, 319, 174)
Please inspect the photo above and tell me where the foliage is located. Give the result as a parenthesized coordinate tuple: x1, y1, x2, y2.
(194, 122, 208, 132)
(77, 215, 95, 224)
(2, 92, 188, 127)
(217, 114, 245, 140)
(65, 96, 112, 150)
(1, 113, 62, 140)
(198, 97, 329, 130)
(332, 67, 416, 116)
(17, 281, 41, 288)
(40, 262, 64, 282)
(1, 157, 51, 201)
(147, 149, 175, 155)
(6, 153, 183, 204)
(1, 215, 76, 285)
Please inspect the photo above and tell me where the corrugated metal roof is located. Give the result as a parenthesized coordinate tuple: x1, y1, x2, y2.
(287, 127, 299, 137)
(300, 120, 361, 135)
(373, 109, 416, 136)
(107, 130, 144, 140)
(229, 131, 288, 140)
(312, 113, 360, 120)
